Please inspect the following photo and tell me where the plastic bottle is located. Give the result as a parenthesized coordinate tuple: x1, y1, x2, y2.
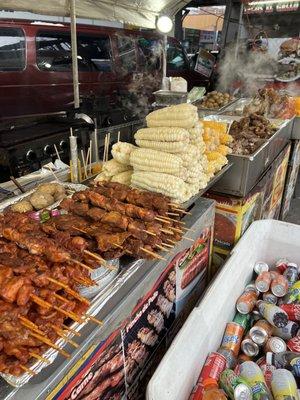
(239, 361, 272, 400)
(203, 378, 227, 400)
(271, 369, 298, 399)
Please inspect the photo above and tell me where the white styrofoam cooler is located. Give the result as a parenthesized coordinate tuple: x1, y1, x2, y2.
(147, 220, 300, 400)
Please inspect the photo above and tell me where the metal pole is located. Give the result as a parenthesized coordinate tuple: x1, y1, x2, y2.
(70, 0, 80, 109)
(235, 3, 244, 59)
(161, 34, 168, 90)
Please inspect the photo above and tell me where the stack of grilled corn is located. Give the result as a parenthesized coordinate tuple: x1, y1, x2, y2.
(202, 120, 232, 179)
(130, 104, 211, 203)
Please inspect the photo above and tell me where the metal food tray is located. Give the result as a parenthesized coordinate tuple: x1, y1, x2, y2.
(292, 116, 300, 140)
(197, 98, 238, 116)
(219, 98, 252, 116)
(0, 182, 87, 213)
(205, 115, 294, 197)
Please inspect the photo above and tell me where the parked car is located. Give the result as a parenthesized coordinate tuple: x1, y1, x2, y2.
(0, 20, 211, 120)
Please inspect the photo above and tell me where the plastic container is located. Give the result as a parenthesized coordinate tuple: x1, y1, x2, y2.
(147, 220, 300, 400)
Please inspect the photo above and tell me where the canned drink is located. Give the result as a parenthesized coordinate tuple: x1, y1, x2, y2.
(263, 292, 278, 304)
(236, 286, 259, 315)
(255, 272, 272, 293)
(220, 323, 244, 357)
(264, 336, 287, 353)
(290, 356, 300, 377)
(287, 336, 300, 352)
(217, 348, 237, 369)
(219, 369, 252, 400)
(257, 354, 276, 389)
(239, 361, 271, 400)
(251, 308, 262, 322)
(283, 264, 299, 287)
(270, 270, 281, 280)
(237, 354, 252, 364)
(257, 301, 288, 328)
(249, 319, 273, 345)
(275, 259, 289, 274)
(271, 274, 289, 297)
(283, 281, 300, 304)
(241, 336, 260, 357)
(197, 352, 227, 383)
(280, 304, 300, 321)
(271, 369, 298, 400)
(188, 383, 204, 400)
(254, 261, 269, 275)
(233, 312, 251, 331)
(273, 321, 299, 340)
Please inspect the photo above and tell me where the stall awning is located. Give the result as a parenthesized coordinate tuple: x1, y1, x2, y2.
(0, 0, 190, 28)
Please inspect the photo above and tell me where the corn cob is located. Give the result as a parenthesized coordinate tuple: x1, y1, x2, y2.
(131, 171, 188, 202)
(217, 144, 232, 156)
(219, 133, 233, 145)
(135, 127, 190, 143)
(146, 104, 198, 129)
(111, 170, 133, 185)
(94, 171, 111, 183)
(135, 139, 189, 154)
(102, 159, 130, 176)
(130, 148, 183, 174)
(111, 142, 136, 165)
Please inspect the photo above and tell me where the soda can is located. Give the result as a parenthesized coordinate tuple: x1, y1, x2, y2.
(251, 308, 262, 322)
(271, 274, 289, 297)
(270, 270, 281, 280)
(239, 361, 271, 400)
(287, 336, 300, 352)
(236, 286, 259, 315)
(283, 264, 299, 287)
(263, 291, 278, 304)
(290, 356, 300, 377)
(280, 304, 300, 321)
(249, 319, 273, 345)
(273, 321, 299, 340)
(198, 352, 227, 383)
(220, 322, 244, 357)
(257, 354, 276, 389)
(271, 369, 298, 400)
(219, 369, 252, 400)
(275, 259, 289, 274)
(264, 336, 287, 354)
(217, 348, 237, 369)
(254, 261, 269, 275)
(237, 354, 252, 364)
(257, 301, 288, 328)
(188, 383, 204, 400)
(233, 312, 251, 331)
(241, 336, 260, 357)
(255, 272, 272, 293)
(283, 281, 300, 304)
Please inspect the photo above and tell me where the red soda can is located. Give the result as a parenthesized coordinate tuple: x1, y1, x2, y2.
(275, 259, 289, 274)
(287, 336, 300, 352)
(271, 274, 289, 297)
(255, 272, 272, 293)
(198, 352, 227, 383)
(220, 322, 244, 357)
(280, 304, 300, 321)
(188, 383, 204, 400)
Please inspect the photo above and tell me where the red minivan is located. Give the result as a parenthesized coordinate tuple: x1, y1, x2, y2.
(0, 20, 210, 119)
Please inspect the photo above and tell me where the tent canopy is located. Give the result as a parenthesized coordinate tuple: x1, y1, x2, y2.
(0, 0, 190, 28)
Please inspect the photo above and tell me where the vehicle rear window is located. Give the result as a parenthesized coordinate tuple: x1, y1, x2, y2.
(116, 36, 137, 73)
(0, 28, 25, 71)
(167, 43, 188, 71)
(137, 37, 162, 71)
(36, 31, 112, 72)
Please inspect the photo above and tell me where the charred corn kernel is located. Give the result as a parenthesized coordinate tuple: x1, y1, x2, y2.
(135, 139, 189, 154)
(146, 104, 198, 128)
(205, 151, 222, 161)
(102, 159, 129, 177)
(111, 142, 136, 165)
(111, 170, 133, 185)
(135, 127, 190, 142)
(220, 133, 233, 145)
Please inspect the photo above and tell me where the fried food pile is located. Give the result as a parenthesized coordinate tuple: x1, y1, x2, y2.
(200, 91, 234, 109)
(229, 113, 276, 155)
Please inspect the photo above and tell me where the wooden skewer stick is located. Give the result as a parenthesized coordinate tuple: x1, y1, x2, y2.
(155, 244, 168, 252)
(84, 314, 104, 326)
(20, 365, 36, 376)
(61, 324, 81, 337)
(84, 249, 106, 265)
(53, 305, 83, 323)
(47, 278, 90, 305)
(117, 131, 121, 142)
(142, 229, 156, 237)
(53, 293, 72, 303)
(28, 331, 70, 358)
(29, 352, 51, 365)
(182, 227, 195, 232)
(161, 216, 186, 225)
(161, 242, 174, 248)
(125, 249, 133, 255)
(73, 226, 89, 235)
(183, 236, 195, 242)
(155, 217, 171, 225)
(68, 258, 94, 273)
(50, 325, 79, 348)
(30, 294, 52, 310)
(167, 212, 180, 217)
(168, 202, 180, 207)
(20, 321, 44, 337)
(166, 238, 177, 244)
(171, 227, 184, 234)
(113, 243, 123, 249)
(161, 228, 174, 235)
(140, 247, 166, 261)
(73, 277, 93, 287)
(173, 208, 192, 215)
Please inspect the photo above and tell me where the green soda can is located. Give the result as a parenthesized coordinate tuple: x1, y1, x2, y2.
(233, 312, 251, 332)
(240, 361, 272, 400)
(220, 369, 253, 400)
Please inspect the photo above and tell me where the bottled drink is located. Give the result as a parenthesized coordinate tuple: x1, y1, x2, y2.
(283, 264, 299, 287)
(257, 301, 288, 328)
(202, 378, 227, 400)
(271, 369, 298, 400)
(273, 321, 299, 340)
(239, 361, 272, 400)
